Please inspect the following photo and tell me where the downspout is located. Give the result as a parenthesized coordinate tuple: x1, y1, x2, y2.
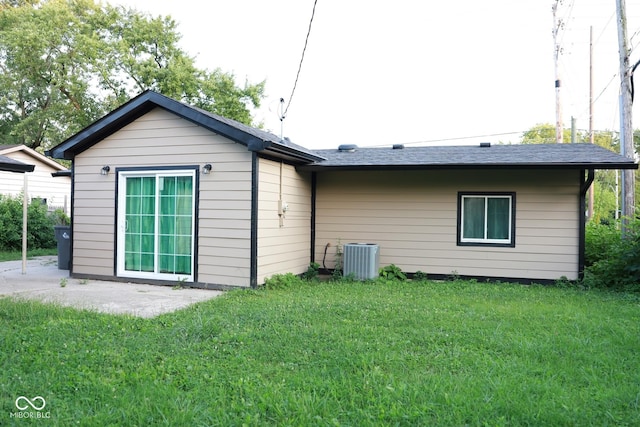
(69, 161, 75, 276)
(578, 169, 595, 280)
(250, 152, 259, 288)
(310, 172, 317, 263)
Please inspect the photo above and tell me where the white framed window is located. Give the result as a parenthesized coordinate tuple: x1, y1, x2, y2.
(457, 192, 515, 247)
(116, 168, 196, 282)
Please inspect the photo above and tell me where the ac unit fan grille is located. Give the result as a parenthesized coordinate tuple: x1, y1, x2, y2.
(343, 243, 379, 280)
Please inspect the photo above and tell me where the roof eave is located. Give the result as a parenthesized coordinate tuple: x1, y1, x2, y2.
(46, 94, 157, 160)
(1, 144, 69, 170)
(46, 91, 322, 164)
(297, 162, 639, 172)
(0, 162, 35, 173)
(265, 144, 326, 164)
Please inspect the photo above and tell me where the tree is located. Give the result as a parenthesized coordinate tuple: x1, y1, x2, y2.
(0, 0, 265, 152)
(520, 124, 640, 219)
(521, 123, 573, 144)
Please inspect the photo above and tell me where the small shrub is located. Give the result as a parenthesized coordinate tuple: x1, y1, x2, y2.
(0, 195, 57, 250)
(554, 276, 573, 288)
(302, 262, 320, 281)
(448, 270, 460, 281)
(414, 270, 428, 281)
(333, 240, 343, 279)
(50, 208, 70, 226)
(585, 220, 619, 267)
(343, 272, 356, 282)
(264, 273, 304, 290)
(584, 218, 640, 292)
(379, 264, 406, 281)
(28, 202, 56, 249)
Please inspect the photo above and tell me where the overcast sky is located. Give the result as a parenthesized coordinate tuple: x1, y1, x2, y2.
(113, 0, 640, 150)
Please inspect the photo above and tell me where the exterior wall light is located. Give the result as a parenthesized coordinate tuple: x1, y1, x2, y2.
(101, 165, 110, 175)
(202, 163, 212, 174)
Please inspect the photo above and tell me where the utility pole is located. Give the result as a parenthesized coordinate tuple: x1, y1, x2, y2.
(588, 26, 595, 220)
(616, 0, 636, 231)
(552, 1, 564, 143)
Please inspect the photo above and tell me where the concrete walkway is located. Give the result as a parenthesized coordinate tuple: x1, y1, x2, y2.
(0, 256, 223, 318)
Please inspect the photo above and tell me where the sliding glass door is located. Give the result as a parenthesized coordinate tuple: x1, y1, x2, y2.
(117, 170, 195, 281)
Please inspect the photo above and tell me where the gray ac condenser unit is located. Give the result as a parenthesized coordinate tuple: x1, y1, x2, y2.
(343, 243, 379, 280)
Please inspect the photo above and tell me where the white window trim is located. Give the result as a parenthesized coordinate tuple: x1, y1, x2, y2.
(460, 194, 513, 245)
(116, 169, 196, 282)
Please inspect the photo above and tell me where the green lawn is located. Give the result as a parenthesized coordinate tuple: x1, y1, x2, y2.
(0, 248, 57, 262)
(1, 280, 639, 426)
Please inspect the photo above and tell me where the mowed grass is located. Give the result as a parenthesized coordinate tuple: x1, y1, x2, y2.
(0, 248, 57, 262)
(1, 280, 639, 426)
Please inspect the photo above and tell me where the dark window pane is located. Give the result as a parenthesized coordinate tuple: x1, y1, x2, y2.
(487, 198, 510, 240)
(463, 197, 485, 239)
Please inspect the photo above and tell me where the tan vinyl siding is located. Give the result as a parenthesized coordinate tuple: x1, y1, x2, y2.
(257, 158, 311, 283)
(73, 108, 253, 286)
(0, 152, 70, 214)
(315, 169, 580, 281)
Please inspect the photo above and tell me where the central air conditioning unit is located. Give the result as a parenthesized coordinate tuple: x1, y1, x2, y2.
(343, 243, 379, 280)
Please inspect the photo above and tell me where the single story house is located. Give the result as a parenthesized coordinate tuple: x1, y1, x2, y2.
(0, 145, 71, 214)
(47, 91, 638, 288)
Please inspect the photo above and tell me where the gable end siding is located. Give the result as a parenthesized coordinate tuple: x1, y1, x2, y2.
(73, 108, 253, 287)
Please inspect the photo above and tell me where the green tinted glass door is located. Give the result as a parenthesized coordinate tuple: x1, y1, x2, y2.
(124, 176, 156, 272)
(119, 171, 194, 281)
(158, 176, 193, 275)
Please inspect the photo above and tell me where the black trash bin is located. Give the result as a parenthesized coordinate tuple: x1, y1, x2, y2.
(54, 225, 71, 270)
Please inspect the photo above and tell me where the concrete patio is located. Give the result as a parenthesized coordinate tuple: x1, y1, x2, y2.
(0, 256, 223, 317)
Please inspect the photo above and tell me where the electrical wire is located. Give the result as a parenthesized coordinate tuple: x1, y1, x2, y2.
(558, 0, 576, 49)
(364, 132, 525, 148)
(574, 72, 619, 120)
(631, 58, 640, 102)
(282, 0, 318, 121)
(594, 12, 616, 45)
(630, 26, 640, 55)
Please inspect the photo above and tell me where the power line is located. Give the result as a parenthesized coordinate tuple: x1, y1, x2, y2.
(362, 126, 628, 149)
(574, 72, 619, 120)
(282, 0, 318, 121)
(364, 132, 525, 148)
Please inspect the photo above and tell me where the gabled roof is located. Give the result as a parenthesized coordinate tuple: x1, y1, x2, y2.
(0, 144, 68, 171)
(300, 143, 638, 171)
(46, 90, 326, 164)
(0, 155, 34, 173)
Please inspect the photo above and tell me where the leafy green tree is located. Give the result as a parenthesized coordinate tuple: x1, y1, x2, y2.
(521, 123, 573, 144)
(520, 124, 640, 218)
(0, 0, 264, 151)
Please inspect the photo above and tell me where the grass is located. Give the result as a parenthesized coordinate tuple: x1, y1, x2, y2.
(1, 279, 639, 426)
(0, 248, 57, 262)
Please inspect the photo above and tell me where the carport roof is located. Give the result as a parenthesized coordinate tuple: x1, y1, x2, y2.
(0, 155, 34, 173)
(299, 143, 638, 171)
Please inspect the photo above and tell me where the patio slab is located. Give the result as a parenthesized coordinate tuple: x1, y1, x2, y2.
(0, 256, 223, 317)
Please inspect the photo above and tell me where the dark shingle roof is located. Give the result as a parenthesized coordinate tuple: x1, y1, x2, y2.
(46, 91, 325, 164)
(300, 143, 637, 171)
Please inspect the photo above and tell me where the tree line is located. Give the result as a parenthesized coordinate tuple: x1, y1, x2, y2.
(0, 0, 265, 152)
